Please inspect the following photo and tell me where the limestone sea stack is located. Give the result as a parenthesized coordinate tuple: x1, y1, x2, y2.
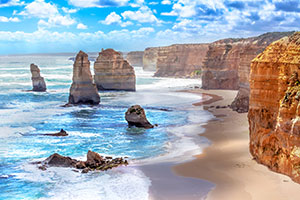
(68, 51, 100, 105)
(30, 63, 46, 92)
(126, 51, 144, 67)
(94, 49, 136, 91)
(248, 32, 300, 183)
(125, 105, 154, 129)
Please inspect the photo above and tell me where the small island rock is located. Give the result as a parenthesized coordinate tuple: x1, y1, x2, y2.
(125, 105, 154, 129)
(30, 63, 46, 92)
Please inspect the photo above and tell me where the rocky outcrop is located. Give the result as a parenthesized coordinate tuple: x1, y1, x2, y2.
(94, 49, 136, 91)
(154, 44, 209, 77)
(44, 129, 68, 137)
(248, 32, 300, 183)
(30, 63, 46, 92)
(68, 51, 100, 105)
(143, 47, 159, 71)
(37, 150, 128, 173)
(126, 51, 144, 67)
(125, 105, 154, 129)
(231, 32, 294, 113)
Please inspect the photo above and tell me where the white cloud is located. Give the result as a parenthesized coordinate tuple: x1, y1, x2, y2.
(0, 27, 155, 44)
(161, 10, 177, 16)
(38, 15, 76, 28)
(121, 6, 161, 23)
(77, 23, 87, 29)
(0, 0, 24, 7)
(101, 12, 133, 27)
(149, 2, 159, 5)
(62, 7, 78, 14)
(0, 16, 20, 22)
(68, 0, 129, 8)
(101, 12, 122, 25)
(161, 0, 171, 5)
(19, 0, 58, 18)
(120, 21, 133, 27)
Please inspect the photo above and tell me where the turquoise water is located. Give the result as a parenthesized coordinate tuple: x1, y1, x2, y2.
(0, 55, 211, 199)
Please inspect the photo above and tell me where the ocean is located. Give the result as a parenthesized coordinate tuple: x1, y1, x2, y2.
(0, 54, 214, 200)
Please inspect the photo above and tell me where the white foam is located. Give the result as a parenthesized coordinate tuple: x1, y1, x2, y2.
(15, 163, 151, 200)
(0, 126, 35, 138)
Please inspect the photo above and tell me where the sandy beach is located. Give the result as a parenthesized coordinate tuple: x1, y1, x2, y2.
(173, 89, 300, 200)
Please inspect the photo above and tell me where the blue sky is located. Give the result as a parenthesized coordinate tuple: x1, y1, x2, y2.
(0, 0, 299, 54)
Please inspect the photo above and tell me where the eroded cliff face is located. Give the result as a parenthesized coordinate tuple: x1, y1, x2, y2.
(126, 51, 144, 67)
(68, 51, 100, 105)
(143, 47, 159, 71)
(94, 49, 136, 91)
(154, 44, 209, 78)
(231, 32, 294, 113)
(248, 32, 300, 183)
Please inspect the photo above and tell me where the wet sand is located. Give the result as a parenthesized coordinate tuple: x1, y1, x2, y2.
(173, 89, 300, 200)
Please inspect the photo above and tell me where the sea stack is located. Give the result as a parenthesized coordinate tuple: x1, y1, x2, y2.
(68, 51, 100, 105)
(126, 51, 144, 67)
(94, 49, 136, 91)
(248, 32, 300, 183)
(30, 63, 46, 92)
(125, 105, 154, 129)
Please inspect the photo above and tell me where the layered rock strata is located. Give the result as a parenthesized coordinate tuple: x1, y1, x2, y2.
(94, 49, 136, 91)
(126, 51, 144, 67)
(30, 63, 46, 92)
(68, 51, 100, 105)
(202, 32, 293, 92)
(248, 32, 300, 183)
(231, 32, 294, 113)
(125, 105, 154, 129)
(154, 44, 209, 77)
(143, 47, 159, 71)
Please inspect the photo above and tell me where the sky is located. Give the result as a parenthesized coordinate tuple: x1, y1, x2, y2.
(0, 0, 299, 54)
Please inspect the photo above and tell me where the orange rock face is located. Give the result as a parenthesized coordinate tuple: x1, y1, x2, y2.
(68, 51, 100, 105)
(94, 49, 136, 91)
(231, 32, 293, 113)
(248, 32, 300, 183)
(154, 44, 209, 78)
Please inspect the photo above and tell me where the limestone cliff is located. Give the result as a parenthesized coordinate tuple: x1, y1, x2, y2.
(231, 32, 294, 113)
(202, 32, 293, 92)
(126, 51, 144, 67)
(68, 51, 100, 105)
(30, 63, 46, 92)
(248, 32, 300, 183)
(143, 47, 159, 71)
(154, 44, 209, 77)
(94, 49, 136, 91)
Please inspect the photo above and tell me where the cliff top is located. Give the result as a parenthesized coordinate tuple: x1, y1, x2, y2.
(213, 31, 295, 45)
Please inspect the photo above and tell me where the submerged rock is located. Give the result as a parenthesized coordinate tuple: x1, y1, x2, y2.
(30, 63, 46, 92)
(37, 151, 128, 172)
(94, 48, 136, 91)
(68, 51, 100, 105)
(42, 153, 78, 167)
(125, 105, 154, 129)
(44, 129, 68, 136)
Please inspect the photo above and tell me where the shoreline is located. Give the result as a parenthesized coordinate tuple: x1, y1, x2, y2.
(173, 89, 300, 200)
